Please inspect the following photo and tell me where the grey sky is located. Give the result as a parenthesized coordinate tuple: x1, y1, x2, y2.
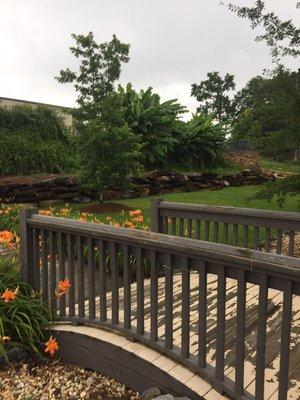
(0, 0, 299, 116)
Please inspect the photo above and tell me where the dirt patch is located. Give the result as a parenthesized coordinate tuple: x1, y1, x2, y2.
(227, 151, 261, 170)
(80, 203, 133, 214)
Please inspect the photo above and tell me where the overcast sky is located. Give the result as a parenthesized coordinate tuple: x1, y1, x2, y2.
(0, 0, 299, 116)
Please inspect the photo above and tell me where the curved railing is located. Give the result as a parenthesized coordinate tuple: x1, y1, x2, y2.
(20, 209, 300, 400)
(151, 199, 300, 257)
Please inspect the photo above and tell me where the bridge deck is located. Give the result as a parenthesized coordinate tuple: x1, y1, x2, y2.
(68, 272, 300, 400)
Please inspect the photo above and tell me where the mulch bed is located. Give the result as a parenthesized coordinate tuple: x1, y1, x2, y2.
(80, 203, 133, 214)
(0, 360, 139, 400)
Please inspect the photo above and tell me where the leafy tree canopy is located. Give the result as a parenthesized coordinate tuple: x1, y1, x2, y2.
(119, 84, 186, 168)
(56, 32, 130, 123)
(224, 0, 300, 62)
(191, 72, 236, 124)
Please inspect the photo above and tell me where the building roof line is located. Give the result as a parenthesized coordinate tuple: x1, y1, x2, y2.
(0, 96, 74, 110)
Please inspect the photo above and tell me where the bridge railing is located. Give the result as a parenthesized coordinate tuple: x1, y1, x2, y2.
(20, 209, 300, 400)
(151, 199, 300, 257)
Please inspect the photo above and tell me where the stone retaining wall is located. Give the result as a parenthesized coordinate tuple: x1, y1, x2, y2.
(0, 169, 275, 204)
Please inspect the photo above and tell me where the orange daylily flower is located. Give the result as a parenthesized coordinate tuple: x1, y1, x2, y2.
(1, 287, 19, 303)
(44, 336, 59, 356)
(40, 210, 53, 216)
(0, 336, 11, 343)
(0, 230, 15, 244)
(58, 279, 71, 295)
(129, 209, 142, 217)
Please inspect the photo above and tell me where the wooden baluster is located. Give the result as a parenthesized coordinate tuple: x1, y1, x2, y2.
(288, 231, 295, 256)
(232, 224, 238, 247)
(198, 261, 207, 368)
(58, 232, 66, 317)
(235, 269, 246, 395)
(32, 228, 40, 292)
(278, 281, 293, 400)
(196, 220, 201, 240)
(164, 253, 173, 349)
(213, 222, 219, 243)
(41, 229, 48, 304)
(276, 229, 283, 254)
(88, 237, 95, 320)
(123, 244, 131, 330)
(264, 228, 271, 252)
(243, 225, 248, 248)
(253, 227, 259, 250)
(98, 240, 107, 322)
(171, 217, 176, 236)
(67, 234, 75, 317)
(49, 231, 57, 313)
(77, 235, 85, 319)
(150, 251, 158, 342)
(215, 266, 226, 382)
(181, 257, 190, 359)
(179, 218, 184, 237)
(187, 219, 193, 238)
(255, 275, 268, 400)
(204, 221, 210, 241)
(110, 242, 119, 325)
(136, 247, 144, 335)
(223, 223, 228, 244)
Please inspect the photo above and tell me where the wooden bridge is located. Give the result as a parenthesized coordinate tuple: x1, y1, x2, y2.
(19, 201, 300, 400)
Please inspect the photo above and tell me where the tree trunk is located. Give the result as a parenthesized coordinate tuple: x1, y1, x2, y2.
(294, 145, 300, 162)
(98, 191, 104, 204)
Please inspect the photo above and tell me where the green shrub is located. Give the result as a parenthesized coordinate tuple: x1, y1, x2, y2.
(0, 106, 76, 175)
(0, 255, 52, 363)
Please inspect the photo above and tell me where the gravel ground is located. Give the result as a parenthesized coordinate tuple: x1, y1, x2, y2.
(0, 361, 139, 400)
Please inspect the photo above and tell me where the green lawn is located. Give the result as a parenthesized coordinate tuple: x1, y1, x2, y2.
(50, 184, 300, 225)
(260, 158, 300, 174)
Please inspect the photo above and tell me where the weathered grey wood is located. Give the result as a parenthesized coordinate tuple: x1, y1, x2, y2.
(235, 269, 246, 395)
(278, 280, 292, 400)
(276, 229, 283, 254)
(67, 234, 75, 317)
(179, 218, 184, 237)
(181, 257, 190, 359)
(28, 214, 300, 272)
(150, 251, 158, 342)
(196, 220, 201, 240)
(164, 253, 173, 349)
(77, 235, 85, 318)
(123, 244, 131, 329)
(204, 221, 210, 241)
(215, 266, 226, 382)
(233, 224, 238, 247)
(223, 223, 229, 245)
(98, 240, 107, 322)
(255, 275, 268, 400)
(49, 231, 57, 312)
(264, 228, 271, 252)
(171, 217, 176, 236)
(41, 229, 48, 304)
(88, 237, 96, 320)
(110, 242, 119, 325)
(198, 261, 207, 368)
(151, 198, 163, 232)
(243, 226, 248, 248)
(188, 219, 193, 238)
(136, 247, 144, 335)
(19, 208, 39, 286)
(253, 227, 259, 250)
(288, 231, 295, 257)
(213, 222, 219, 243)
(58, 232, 66, 317)
(32, 228, 40, 292)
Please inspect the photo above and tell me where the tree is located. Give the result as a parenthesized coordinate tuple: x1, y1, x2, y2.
(191, 72, 236, 124)
(56, 32, 130, 124)
(224, 1, 300, 63)
(78, 121, 140, 203)
(232, 68, 300, 161)
(119, 84, 186, 168)
(172, 114, 226, 169)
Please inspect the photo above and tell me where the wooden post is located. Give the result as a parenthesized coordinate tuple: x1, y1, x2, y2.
(19, 207, 39, 285)
(150, 198, 163, 232)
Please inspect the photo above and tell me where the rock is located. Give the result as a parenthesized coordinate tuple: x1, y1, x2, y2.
(140, 387, 162, 400)
(153, 395, 191, 400)
(72, 196, 91, 203)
